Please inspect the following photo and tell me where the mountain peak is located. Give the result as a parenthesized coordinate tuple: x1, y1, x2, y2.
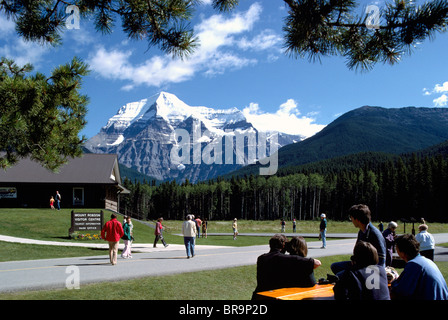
(85, 91, 301, 182)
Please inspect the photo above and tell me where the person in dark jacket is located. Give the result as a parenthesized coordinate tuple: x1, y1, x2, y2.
(331, 204, 387, 276)
(252, 234, 321, 299)
(333, 241, 390, 300)
(319, 213, 327, 248)
(382, 221, 398, 266)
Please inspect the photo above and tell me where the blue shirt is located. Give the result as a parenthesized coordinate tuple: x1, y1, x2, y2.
(357, 223, 387, 267)
(391, 254, 448, 300)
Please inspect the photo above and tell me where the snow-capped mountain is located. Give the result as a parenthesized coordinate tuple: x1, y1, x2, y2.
(84, 92, 303, 182)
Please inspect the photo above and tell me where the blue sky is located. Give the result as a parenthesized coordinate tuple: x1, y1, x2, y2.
(1, 0, 448, 139)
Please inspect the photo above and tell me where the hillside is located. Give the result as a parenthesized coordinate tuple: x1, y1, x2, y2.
(229, 106, 448, 177)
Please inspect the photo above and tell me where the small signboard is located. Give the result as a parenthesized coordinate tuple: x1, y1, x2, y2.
(0, 187, 17, 199)
(69, 210, 104, 235)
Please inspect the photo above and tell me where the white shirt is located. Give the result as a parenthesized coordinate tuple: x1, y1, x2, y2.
(415, 230, 435, 251)
(182, 220, 197, 237)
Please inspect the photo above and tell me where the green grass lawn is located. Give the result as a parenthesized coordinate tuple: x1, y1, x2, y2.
(1, 253, 446, 300)
(0, 208, 447, 300)
(0, 254, 351, 300)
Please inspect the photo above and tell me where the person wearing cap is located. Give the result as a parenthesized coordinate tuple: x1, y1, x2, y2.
(319, 213, 327, 249)
(415, 224, 435, 261)
(382, 221, 398, 266)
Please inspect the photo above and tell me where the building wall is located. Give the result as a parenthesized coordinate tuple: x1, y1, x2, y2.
(0, 183, 117, 210)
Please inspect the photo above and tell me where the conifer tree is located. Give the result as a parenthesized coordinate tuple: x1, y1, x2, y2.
(0, 56, 89, 170)
(283, 0, 448, 70)
(2, 0, 446, 65)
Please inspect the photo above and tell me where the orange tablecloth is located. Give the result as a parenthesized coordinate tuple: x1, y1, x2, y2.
(256, 284, 335, 300)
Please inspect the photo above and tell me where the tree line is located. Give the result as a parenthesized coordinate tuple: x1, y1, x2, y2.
(120, 152, 448, 222)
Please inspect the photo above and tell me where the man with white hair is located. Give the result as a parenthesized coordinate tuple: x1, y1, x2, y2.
(182, 215, 197, 259)
(382, 221, 398, 266)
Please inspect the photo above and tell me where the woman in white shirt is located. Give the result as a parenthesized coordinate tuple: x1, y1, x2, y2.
(415, 224, 435, 261)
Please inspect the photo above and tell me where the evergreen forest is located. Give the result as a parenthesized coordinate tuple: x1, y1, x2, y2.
(120, 149, 448, 223)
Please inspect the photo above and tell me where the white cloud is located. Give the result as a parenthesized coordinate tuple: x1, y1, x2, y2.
(434, 82, 448, 93)
(0, 37, 50, 67)
(237, 29, 282, 52)
(88, 3, 281, 89)
(242, 100, 326, 138)
(0, 15, 15, 36)
(433, 94, 448, 107)
(0, 15, 51, 66)
(424, 81, 448, 107)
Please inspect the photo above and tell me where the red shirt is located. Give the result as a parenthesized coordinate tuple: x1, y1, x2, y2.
(101, 218, 124, 242)
(155, 221, 163, 235)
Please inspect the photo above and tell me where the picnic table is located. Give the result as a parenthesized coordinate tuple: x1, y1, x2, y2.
(256, 284, 335, 300)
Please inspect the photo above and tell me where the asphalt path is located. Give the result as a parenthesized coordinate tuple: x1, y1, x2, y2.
(1, 233, 448, 293)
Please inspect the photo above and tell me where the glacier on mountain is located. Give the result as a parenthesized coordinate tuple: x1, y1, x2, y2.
(84, 92, 303, 182)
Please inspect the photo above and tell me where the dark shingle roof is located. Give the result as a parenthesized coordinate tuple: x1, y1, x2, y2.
(0, 154, 120, 185)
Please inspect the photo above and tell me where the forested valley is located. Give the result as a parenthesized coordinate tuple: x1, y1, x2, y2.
(120, 148, 448, 223)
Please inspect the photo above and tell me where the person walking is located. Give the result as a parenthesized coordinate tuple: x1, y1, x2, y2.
(319, 213, 327, 249)
(153, 217, 168, 248)
(202, 218, 208, 238)
(195, 216, 202, 238)
(293, 219, 297, 233)
(121, 216, 133, 259)
(55, 191, 61, 210)
(182, 215, 197, 258)
(49, 196, 55, 210)
(101, 213, 124, 265)
(233, 218, 238, 240)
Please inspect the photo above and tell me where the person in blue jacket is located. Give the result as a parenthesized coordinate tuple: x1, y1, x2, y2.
(331, 204, 386, 276)
(391, 234, 448, 300)
(333, 241, 390, 300)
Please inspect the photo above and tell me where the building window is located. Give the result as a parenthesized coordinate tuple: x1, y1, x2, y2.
(73, 187, 84, 206)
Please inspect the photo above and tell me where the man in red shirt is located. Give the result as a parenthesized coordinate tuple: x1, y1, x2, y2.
(101, 213, 124, 265)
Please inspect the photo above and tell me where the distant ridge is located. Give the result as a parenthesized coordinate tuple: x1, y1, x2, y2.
(228, 106, 448, 177)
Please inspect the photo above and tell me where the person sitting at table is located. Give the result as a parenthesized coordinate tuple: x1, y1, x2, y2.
(251, 234, 321, 300)
(286, 235, 311, 258)
(331, 204, 386, 276)
(390, 234, 448, 300)
(333, 241, 390, 300)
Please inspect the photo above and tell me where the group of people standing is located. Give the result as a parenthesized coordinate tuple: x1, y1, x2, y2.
(253, 203, 448, 300)
(100, 213, 133, 265)
(49, 191, 61, 210)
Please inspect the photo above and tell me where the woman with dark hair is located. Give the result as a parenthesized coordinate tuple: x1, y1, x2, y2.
(333, 241, 390, 300)
(286, 236, 308, 257)
(252, 235, 321, 299)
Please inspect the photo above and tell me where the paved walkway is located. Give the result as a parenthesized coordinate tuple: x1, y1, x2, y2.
(0, 233, 447, 293)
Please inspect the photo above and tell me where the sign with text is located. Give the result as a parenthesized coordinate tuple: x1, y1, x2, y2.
(0, 187, 17, 199)
(69, 211, 104, 234)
